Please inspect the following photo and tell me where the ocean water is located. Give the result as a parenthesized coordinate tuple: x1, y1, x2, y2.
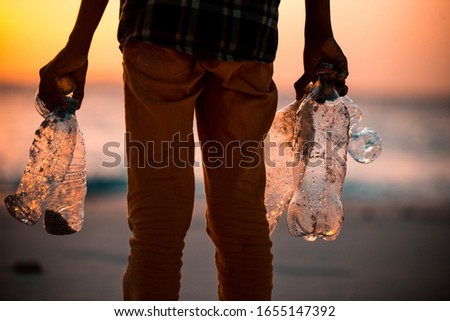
(1, 84, 449, 206)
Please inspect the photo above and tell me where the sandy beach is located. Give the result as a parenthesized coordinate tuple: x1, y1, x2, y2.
(1, 183, 449, 301)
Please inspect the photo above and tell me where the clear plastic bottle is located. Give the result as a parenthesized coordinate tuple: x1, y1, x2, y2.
(4, 77, 86, 234)
(264, 100, 299, 234)
(264, 84, 314, 234)
(287, 64, 349, 241)
(4, 101, 77, 225)
(44, 122, 86, 235)
(343, 96, 382, 164)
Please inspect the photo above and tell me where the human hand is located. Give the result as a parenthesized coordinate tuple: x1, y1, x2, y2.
(38, 46, 88, 112)
(294, 36, 348, 100)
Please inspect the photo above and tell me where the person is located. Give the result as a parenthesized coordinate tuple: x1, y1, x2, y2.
(38, 0, 348, 300)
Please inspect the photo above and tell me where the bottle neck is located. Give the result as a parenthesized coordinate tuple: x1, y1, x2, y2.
(313, 71, 339, 103)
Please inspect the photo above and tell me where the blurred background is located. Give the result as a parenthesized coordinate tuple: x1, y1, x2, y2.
(0, 0, 449, 300)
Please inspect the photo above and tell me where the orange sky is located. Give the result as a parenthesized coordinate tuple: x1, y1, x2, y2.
(1, 0, 449, 97)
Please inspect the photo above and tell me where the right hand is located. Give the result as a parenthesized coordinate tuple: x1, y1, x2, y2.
(38, 46, 88, 112)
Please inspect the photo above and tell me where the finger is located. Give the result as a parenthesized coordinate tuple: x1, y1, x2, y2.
(333, 58, 348, 97)
(334, 75, 347, 96)
(70, 63, 88, 109)
(335, 57, 349, 82)
(71, 78, 85, 110)
(337, 84, 348, 97)
(294, 73, 312, 100)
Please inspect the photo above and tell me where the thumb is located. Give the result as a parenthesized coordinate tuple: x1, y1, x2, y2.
(293, 73, 312, 100)
(69, 61, 88, 110)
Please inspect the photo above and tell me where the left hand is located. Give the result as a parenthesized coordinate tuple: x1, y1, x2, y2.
(294, 36, 348, 100)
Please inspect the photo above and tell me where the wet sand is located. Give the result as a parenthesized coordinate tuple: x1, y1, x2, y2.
(0, 186, 449, 300)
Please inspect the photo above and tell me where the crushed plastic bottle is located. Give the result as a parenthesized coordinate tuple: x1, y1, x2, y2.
(287, 64, 349, 241)
(264, 100, 299, 234)
(343, 96, 382, 164)
(4, 101, 77, 225)
(264, 65, 381, 239)
(264, 84, 314, 234)
(4, 76, 86, 234)
(44, 121, 86, 235)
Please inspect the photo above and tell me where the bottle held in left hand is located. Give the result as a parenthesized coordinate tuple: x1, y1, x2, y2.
(4, 76, 87, 235)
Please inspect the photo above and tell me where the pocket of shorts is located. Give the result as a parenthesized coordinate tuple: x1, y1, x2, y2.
(238, 62, 274, 93)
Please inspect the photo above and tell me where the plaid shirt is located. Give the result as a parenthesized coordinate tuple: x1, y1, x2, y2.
(118, 0, 280, 63)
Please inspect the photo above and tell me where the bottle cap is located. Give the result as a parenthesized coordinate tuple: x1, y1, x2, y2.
(57, 76, 76, 95)
(317, 62, 336, 76)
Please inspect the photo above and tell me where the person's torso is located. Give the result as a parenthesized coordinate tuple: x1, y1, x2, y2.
(118, 0, 280, 62)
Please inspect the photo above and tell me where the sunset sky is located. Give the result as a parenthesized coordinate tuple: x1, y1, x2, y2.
(1, 0, 449, 97)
